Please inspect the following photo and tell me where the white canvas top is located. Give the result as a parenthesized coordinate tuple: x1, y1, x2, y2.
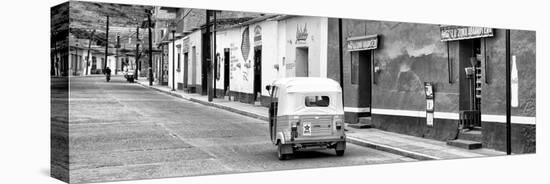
(271, 78, 344, 116)
(272, 77, 342, 93)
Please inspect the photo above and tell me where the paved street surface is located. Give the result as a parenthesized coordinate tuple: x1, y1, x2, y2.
(68, 76, 416, 183)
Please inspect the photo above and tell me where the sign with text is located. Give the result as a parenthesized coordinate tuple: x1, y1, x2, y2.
(440, 26, 493, 41)
(347, 35, 378, 51)
(254, 25, 262, 46)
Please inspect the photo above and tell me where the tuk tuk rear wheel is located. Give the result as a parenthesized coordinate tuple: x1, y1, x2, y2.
(335, 141, 346, 156)
(277, 143, 290, 160)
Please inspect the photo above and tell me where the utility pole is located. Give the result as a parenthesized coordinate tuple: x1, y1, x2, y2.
(116, 35, 120, 75)
(104, 16, 109, 73)
(505, 29, 512, 155)
(338, 18, 344, 105)
(213, 11, 217, 98)
(135, 27, 140, 80)
(85, 29, 96, 76)
(148, 10, 154, 86)
(172, 30, 176, 91)
(160, 44, 163, 85)
(206, 10, 213, 102)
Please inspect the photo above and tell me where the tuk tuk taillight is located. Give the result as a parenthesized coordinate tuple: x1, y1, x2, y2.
(291, 121, 299, 139)
(334, 116, 343, 130)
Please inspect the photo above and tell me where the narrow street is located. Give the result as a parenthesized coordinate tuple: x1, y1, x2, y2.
(68, 76, 416, 183)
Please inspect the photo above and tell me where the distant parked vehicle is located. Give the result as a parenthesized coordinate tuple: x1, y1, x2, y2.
(124, 69, 135, 83)
(265, 77, 346, 160)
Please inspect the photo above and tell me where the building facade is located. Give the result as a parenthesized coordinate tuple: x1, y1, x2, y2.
(327, 19, 536, 153)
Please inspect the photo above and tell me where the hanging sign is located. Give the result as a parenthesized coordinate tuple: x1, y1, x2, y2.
(440, 26, 493, 41)
(182, 38, 190, 53)
(254, 25, 262, 46)
(347, 35, 378, 51)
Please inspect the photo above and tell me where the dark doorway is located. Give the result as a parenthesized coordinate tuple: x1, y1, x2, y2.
(183, 52, 189, 88)
(351, 50, 372, 117)
(458, 38, 482, 128)
(295, 47, 309, 77)
(224, 48, 230, 95)
(254, 47, 262, 101)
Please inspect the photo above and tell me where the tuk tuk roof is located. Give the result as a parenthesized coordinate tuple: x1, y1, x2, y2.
(272, 77, 342, 93)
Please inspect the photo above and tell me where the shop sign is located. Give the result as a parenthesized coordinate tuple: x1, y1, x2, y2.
(254, 25, 262, 46)
(182, 38, 190, 52)
(286, 62, 295, 70)
(347, 35, 378, 51)
(440, 26, 493, 41)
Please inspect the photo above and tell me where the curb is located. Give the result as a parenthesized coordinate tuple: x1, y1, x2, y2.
(346, 136, 440, 160)
(137, 82, 268, 122)
(137, 82, 440, 161)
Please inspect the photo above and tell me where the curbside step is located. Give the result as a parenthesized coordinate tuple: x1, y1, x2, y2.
(446, 139, 482, 150)
(348, 117, 373, 129)
(458, 130, 482, 142)
(347, 123, 372, 129)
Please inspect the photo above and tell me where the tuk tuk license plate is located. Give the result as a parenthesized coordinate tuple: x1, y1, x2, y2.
(303, 122, 312, 136)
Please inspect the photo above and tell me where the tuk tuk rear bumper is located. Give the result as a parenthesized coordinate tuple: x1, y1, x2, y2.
(281, 135, 346, 145)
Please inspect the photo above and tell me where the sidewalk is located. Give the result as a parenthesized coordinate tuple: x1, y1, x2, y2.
(136, 80, 505, 160)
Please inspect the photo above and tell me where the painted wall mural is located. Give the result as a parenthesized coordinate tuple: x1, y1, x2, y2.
(230, 43, 239, 80)
(241, 27, 250, 61)
(295, 23, 308, 44)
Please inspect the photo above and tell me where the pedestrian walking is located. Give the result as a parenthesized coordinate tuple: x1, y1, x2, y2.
(105, 67, 111, 82)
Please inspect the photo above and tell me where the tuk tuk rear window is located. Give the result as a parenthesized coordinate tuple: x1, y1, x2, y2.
(305, 96, 330, 107)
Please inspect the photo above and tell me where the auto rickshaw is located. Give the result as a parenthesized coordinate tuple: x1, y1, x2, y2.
(266, 77, 346, 160)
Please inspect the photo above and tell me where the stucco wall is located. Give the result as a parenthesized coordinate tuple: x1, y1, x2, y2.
(280, 16, 327, 78)
(336, 20, 459, 113)
(326, 18, 341, 83)
(213, 16, 328, 97)
(189, 30, 202, 86)
(168, 37, 185, 89)
(215, 20, 279, 96)
(481, 29, 536, 117)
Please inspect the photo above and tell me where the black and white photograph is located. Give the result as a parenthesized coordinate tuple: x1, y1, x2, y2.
(0, 0, 544, 184)
(48, 0, 540, 183)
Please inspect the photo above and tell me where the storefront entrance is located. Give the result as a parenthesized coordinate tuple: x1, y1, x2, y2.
(254, 47, 262, 101)
(224, 48, 230, 95)
(183, 52, 189, 88)
(295, 47, 309, 77)
(458, 38, 483, 129)
(352, 50, 372, 117)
